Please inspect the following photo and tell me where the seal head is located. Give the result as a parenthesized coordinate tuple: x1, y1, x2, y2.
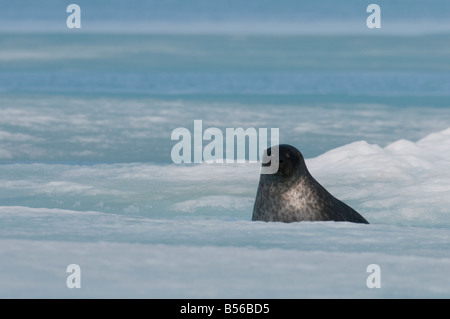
(252, 144, 369, 224)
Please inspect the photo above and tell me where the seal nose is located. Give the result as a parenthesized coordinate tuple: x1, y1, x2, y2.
(262, 147, 273, 167)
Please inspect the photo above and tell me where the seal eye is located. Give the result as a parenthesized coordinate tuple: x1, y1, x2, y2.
(285, 153, 290, 158)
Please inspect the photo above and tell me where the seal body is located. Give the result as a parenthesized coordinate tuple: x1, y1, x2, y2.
(252, 144, 369, 224)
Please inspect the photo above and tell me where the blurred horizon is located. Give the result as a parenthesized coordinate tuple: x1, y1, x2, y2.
(1, 0, 450, 35)
(1, 0, 450, 163)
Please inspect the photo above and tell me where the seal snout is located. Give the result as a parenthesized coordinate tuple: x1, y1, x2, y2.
(261, 146, 280, 167)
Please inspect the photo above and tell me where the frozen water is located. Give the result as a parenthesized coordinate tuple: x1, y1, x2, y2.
(1, 0, 450, 298)
(1, 128, 450, 298)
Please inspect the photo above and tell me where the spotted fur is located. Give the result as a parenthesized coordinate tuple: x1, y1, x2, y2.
(252, 144, 369, 224)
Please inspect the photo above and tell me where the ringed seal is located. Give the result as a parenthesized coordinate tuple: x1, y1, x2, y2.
(252, 144, 369, 224)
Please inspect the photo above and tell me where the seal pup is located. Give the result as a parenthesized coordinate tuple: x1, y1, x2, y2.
(252, 144, 369, 224)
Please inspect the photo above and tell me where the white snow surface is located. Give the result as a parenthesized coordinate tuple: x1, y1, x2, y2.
(1, 128, 450, 298)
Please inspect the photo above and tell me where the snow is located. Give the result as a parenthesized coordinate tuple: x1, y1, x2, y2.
(1, 128, 450, 298)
